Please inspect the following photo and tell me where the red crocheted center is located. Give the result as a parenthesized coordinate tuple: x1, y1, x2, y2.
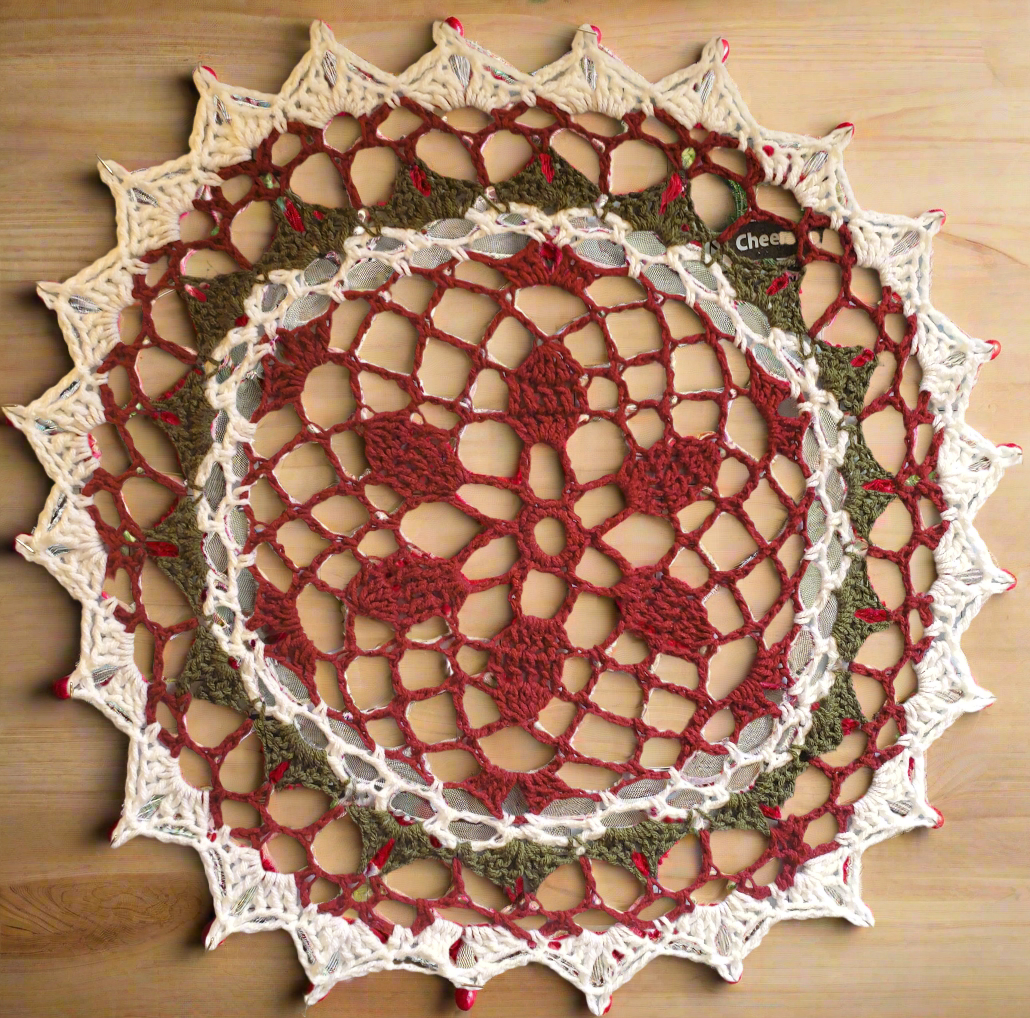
(242, 237, 814, 814)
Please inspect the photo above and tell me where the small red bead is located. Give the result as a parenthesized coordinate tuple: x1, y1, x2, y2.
(836, 121, 854, 132)
(928, 207, 947, 225)
(603, 1002, 612, 1014)
(1000, 442, 1022, 454)
(455, 988, 477, 1011)
(53, 676, 72, 699)
(590, 25, 602, 42)
(200, 65, 217, 79)
(720, 38, 730, 63)
(989, 340, 1002, 360)
(1003, 569, 1018, 591)
(444, 17, 464, 35)
(932, 808, 945, 829)
(106, 820, 120, 842)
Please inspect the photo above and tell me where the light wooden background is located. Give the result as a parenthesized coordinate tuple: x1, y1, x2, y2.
(2, 1, 1029, 1015)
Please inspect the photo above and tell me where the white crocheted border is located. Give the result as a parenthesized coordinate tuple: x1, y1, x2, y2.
(6, 21, 1018, 1012)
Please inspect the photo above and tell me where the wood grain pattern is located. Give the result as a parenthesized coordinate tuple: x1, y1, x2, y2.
(2, 1, 1030, 1014)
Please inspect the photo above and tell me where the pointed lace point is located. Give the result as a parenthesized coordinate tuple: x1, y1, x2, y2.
(998, 442, 1022, 467)
(96, 157, 129, 192)
(829, 121, 855, 147)
(36, 282, 62, 309)
(919, 208, 946, 233)
(303, 981, 330, 1006)
(202, 917, 227, 949)
(700, 36, 727, 67)
(108, 818, 138, 847)
(852, 899, 875, 927)
(311, 19, 337, 46)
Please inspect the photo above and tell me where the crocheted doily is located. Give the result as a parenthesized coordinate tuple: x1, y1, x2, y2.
(8, 20, 1019, 1013)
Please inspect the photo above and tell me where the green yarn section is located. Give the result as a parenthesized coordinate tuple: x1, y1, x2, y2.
(350, 807, 691, 891)
(710, 754, 806, 834)
(841, 426, 897, 540)
(254, 713, 347, 800)
(351, 806, 577, 891)
(181, 270, 260, 360)
(494, 148, 600, 213)
(144, 497, 209, 614)
(372, 157, 484, 230)
(709, 672, 865, 835)
(723, 255, 807, 335)
(177, 625, 251, 714)
(832, 556, 891, 660)
(151, 368, 217, 482)
(727, 179, 751, 222)
(344, 665, 869, 880)
(812, 339, 877, 417)
(171, 622, 347, 798)
(805, 671, 866, 758)
(608, 178, 708, 247)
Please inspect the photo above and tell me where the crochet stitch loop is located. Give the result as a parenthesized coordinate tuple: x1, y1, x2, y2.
(6, 20, 1018, 1014)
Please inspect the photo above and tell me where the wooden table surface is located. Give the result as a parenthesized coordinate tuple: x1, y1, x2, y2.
(2, 1, 1029, 1015)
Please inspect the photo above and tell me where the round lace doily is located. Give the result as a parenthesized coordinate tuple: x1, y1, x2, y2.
(7, 20, 1019, 1013)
